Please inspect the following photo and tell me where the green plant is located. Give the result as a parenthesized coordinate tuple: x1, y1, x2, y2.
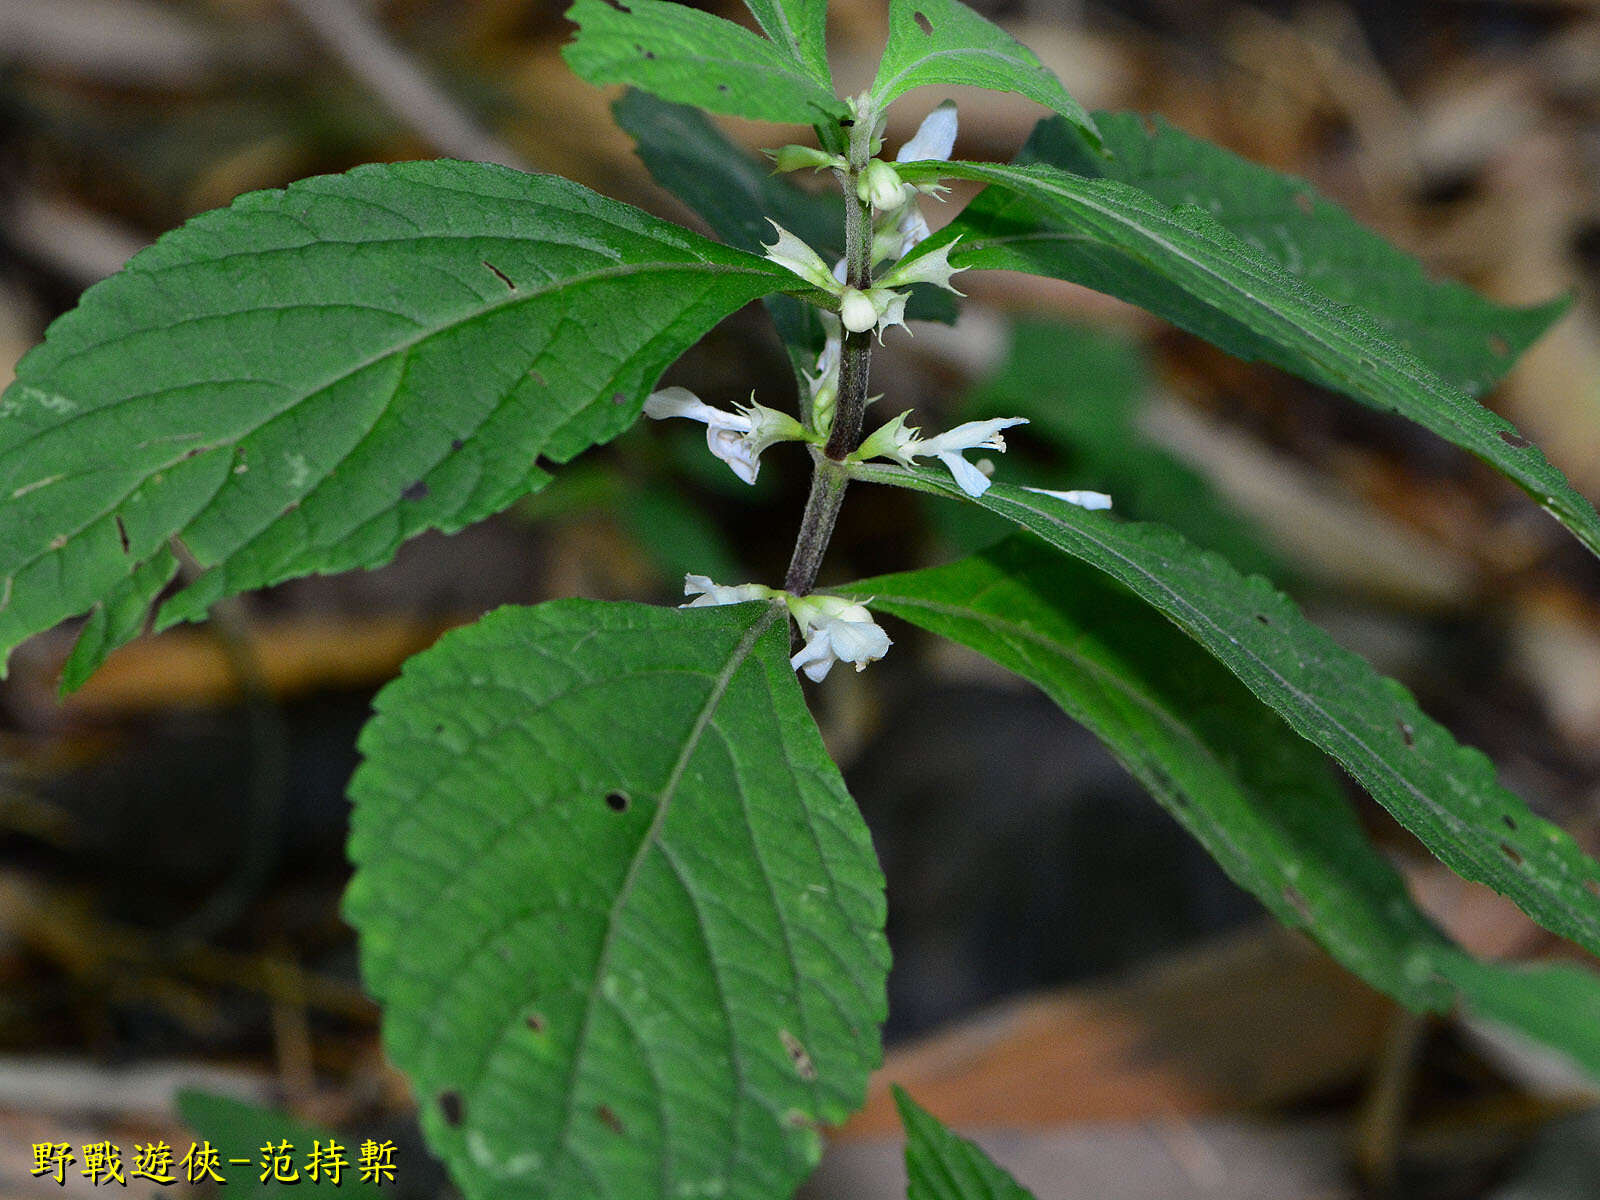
(4, 2, 1599, 1197)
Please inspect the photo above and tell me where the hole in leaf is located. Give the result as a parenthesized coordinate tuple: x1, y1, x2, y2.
(482, 260, 515, 290)
(1502, 814, 1518, 831)
(596, 1105, 625, 1135)
(1499, 430, 1532, 449)
(114, 514, 130, 554)
(1488, 333, 1511, 356)
(779, 1029, 817, 1080)
(450, 438, 464, 451)
(612, 392, 627, 406)
(913, 10, 932, 33)
(1500, 842, 1524, 867)
(438, 1090, 464, 1127)
(401, 480, 430, 502)
(1282, 886, 1312, 922)
(526, 1012, 546, 1033)
(1397, 721, 1415, 747)
(717, 83, 729, 93)
(1253, 613, 1270, 625)
(605, 791, 630, 813)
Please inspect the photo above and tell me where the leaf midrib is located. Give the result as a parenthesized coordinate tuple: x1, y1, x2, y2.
(553, 603, 783, 1172)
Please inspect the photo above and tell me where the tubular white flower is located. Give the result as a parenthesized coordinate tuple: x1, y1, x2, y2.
(848, 414, 1029, 497)
(896, 100, 959, 164)
(643, 386, 809, 485)
(681, 575, 775, 607)
(785, 595, 892, 682)
(1023, 487, 1114, 511)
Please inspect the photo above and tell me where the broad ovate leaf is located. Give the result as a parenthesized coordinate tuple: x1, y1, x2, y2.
(0, 161, 797, 685)
(844, 539, 1600, 1078)
(904, 158, 1600, 558)
(1017, 111, 1567, 396)
(895, 1088, 1037, 1200)
(564, 0, 844, 124)
(870, 0, 1100, 151)
(345, 599, 889, 1200)
(854, 464, 1600, 961)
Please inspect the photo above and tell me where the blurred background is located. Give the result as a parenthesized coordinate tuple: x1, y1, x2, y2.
(1, 0, 1599, 1196)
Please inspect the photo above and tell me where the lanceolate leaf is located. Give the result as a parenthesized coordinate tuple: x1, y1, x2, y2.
(346, 599, 889, 1200)
(895, 1088, 1037, 1200)
(741, 0, 832, 88)
(844, 540, 1600, 1076)
(0, 162, 796, 685)
(1016, 112, 1567, 397)
(853, 464, 1600, 960)
(564, 0, 845, 125)
(905, 159, 1600, 557)
(870, 0, 1100, 151)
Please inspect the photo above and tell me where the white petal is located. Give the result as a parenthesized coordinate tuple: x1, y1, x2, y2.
(822, 615, 891, 668)
(1023, 487, 1113, 511)
(896, 100, 958, 163)
(789, 628, 836, 681)
(916, 417, 1028, 455)
(936, 450, 992, 497)
(644, 387, 719, 423)
(708, 426, 759, 485)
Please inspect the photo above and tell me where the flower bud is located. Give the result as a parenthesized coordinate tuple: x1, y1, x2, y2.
(767, 144, 842, 173)
(857, 160, 907, 212)
(839, 288, 879, 333)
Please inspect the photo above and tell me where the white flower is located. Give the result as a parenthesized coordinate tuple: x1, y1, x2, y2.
(896, 100, 958, 165)
(850, 413, 1029, 497)
(869, 101, 958, 262)
(785, 595, 892, 682)
(1023, 487, 1113, 511)
(643, 386, 808, 485)
(681, 574, 775, 607)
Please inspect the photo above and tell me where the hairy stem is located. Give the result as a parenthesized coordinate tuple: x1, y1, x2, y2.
(784, 455, 850, 595)
(786, 123, 876, 597)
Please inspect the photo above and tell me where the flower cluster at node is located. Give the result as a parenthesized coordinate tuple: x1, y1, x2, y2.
(643, 387, 812, 485)
(763, 100, 965, 345)
(851, 414, 1028, 497)
(680, 576, 893, 682)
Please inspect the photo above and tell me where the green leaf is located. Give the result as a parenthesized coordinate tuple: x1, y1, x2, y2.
(176, 1090, 387, 1198)
(740, 0, 832, 88)
(345, 599, 889, 1200)
(1016, 111, 1567, 396)
(895, 1087, 1037, 1200)
(870, 0, 1100, 151)
(564, 0, 845, 126)
(843, 539, 1600, 1077)
(906, 158, 1600, 558)
(852, 464, 1600, 961)
(0, 161, 795, 684)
